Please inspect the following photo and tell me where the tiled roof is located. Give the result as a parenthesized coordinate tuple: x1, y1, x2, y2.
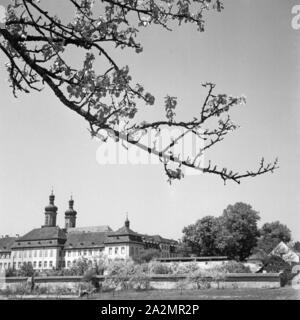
(0, 237, 16, 252)
(68, 225, 113, 233)
(142, 234, 177, 245)
(113, 226, 140, 236)
(104, 237, 143, 245)
(65, 231, 107, 249)
(17, 227, 67, 241)
(105, 226, 143, 244)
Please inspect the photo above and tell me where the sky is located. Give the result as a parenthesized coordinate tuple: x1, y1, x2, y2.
(0, 0, 299, 242)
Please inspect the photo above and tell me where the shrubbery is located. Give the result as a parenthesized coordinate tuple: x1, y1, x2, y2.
(217, 261, 251, 274)
(133, 249, 161, 264)
(148, 261, 172, 275)
(261, 255, 293, 286)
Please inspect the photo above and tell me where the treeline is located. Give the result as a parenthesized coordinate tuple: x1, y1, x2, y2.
(181, 202, 298, 261)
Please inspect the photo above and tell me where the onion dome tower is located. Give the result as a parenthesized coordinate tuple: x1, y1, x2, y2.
(43, 190, 58, 227)
(64, 195, 77, 229)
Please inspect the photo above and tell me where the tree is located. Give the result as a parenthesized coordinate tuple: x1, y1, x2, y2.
(220, 202, 260, 261)
(19, 262, 35, 277)
(0, 0, 278, 184)
(69, 256, 92, 275)
(257, 221, 292, 254)
(175, 240, 192, 257)
(133, 248, 161, 263)
(293, 241, 300, 252)
(182, 215, 222, 256)
(182, 203, 260, 260)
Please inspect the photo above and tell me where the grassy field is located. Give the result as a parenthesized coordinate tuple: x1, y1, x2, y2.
(83, 287, 300, 300)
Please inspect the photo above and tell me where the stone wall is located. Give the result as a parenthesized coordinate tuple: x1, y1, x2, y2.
(0, 273, 281, 293)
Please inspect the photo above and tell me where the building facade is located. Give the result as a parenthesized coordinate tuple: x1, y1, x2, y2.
(0, 192, 178, 271)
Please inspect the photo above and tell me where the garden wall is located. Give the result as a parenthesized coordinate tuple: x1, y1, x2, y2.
(0, 273, 281, 293)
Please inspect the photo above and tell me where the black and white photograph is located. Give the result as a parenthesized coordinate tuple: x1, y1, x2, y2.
(0, 0, 300, 306)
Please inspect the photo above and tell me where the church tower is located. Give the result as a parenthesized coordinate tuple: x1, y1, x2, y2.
(64, 195, 77, 229)
(43, 190, 58, 227)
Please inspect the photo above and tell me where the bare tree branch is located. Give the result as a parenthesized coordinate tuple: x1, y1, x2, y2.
(0, 0, 278, 184)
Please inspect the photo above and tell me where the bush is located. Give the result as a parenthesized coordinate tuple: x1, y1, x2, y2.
(262, 255, 292, 286)
(101, 259, 151, 291)
(218, 261, 251, 274)
(133, 249, 161, 264)
(262, 255, 292, 273)
(0, 286, 14, 297)
(128, 264, 151, 290)
(12, 283, 31, 295)
(82, 268, 101, 292)
(5, 267, 17, 277)
(19, 262, 35, 277)
(35, 286, 48, 295)
(169, 262, 199, 275)
(105, 258, 136, 277)
(148, 261, 172, 275)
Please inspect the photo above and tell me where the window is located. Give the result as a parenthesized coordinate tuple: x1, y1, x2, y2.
(83, 250, 87, 256)
(44, 250, 48, 257)
(72, 251, 76, 257)
(39, 250, 42, 257)
(50, 249, 53, 257)
(67, 261, 71, 267)
(44, 261, 47, 268)
(38, 261, 42, 268)
(68, 251, 71, 257)
(28, 250, 32, 258)
(18, 251, 22, 258)
(89, 250, 92, 256)
(33, 261, 37, 268)
(34, 250, 37, 257)
(109, 248, 112, 255)
(115, 247, 118, 254)
(49, 261, 53, 268)
(121, 247, 125, 254)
